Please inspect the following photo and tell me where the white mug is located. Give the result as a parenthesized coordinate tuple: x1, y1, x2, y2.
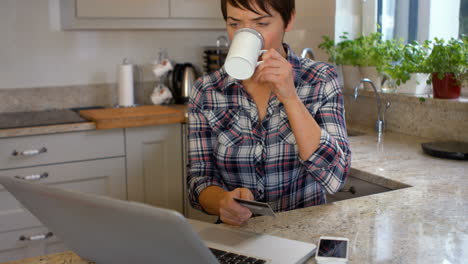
(224, 28, 267, 80)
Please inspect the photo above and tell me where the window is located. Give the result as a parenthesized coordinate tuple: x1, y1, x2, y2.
(461, 0, 468, 37)
(376, 0, 463, 42)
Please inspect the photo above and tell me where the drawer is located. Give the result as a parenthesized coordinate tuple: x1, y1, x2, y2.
(0, 129, 124, 170)
(0, 226, 67, 263)
(0, 157, 126, 233)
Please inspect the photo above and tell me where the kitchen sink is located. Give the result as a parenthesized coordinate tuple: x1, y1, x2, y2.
(347, 130, 365, 137)
(326, 168, 411, 203)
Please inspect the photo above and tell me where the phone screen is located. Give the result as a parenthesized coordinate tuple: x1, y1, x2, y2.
(318, 239, 348, 258)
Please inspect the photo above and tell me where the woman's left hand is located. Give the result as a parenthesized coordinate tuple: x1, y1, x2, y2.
(254, 49, 298, 104)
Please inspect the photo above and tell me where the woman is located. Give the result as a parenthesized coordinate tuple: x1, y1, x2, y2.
(187, 0, 351, 226)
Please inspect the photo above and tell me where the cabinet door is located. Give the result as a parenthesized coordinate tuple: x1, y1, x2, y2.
(0, 129, 124, 170)
(0, 158, 126, 262)
(76, 0, 170, 18)
(0, 158, 126, 233)
(181, 124, 218, 223)
(0, 227, 67, 263)
(170, 0, 222, 18)
(126, 124, 183, 214)
(59, 0, 225, 29)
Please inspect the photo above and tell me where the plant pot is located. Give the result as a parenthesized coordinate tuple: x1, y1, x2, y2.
(333, 64, 344, 89)
(397, 73, 431, 95)
(360, 66, 382, 91)
(432, 73, 461, 99)
(462, 79, 468, 97)
(341, 65, 361, 90)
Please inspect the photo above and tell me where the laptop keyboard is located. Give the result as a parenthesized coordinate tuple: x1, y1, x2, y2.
(209, 248, 267, 264)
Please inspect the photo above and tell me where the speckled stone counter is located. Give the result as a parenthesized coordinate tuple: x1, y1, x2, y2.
(0, 123, 96, 139)
(241, 129, 468, 264)
(0, 105, 187, 138)
(2, 251, 92, 264)
(4, 129, 468, 264)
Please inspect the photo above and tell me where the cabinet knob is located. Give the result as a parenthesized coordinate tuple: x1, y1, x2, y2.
(12, 147, 47, 157)
(14, 172, 49, 181)
(19, 232, 54, 241)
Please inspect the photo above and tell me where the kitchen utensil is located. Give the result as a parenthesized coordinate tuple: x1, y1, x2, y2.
(171, 63, 198, 104)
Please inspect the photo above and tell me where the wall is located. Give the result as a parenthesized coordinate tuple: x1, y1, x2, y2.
(0, 0, 339, 90)
(285, 0, 336, 62)
(344, 90, 468, 142)
(0, 0, 226, 89)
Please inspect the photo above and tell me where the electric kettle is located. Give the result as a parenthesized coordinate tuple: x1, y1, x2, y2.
(171, 63, 198, 104)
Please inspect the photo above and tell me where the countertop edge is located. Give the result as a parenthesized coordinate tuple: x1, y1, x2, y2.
(0, 122, 97, 139)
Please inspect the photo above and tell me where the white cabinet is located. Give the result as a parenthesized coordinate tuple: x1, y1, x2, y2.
(181, 124, 218, 223)
(76, 0, 169, 18)
(170, 0, 222, 18)
(0, 130, 126, 263)
(125, 124, 184, 214)
(60, 0, 225, 30)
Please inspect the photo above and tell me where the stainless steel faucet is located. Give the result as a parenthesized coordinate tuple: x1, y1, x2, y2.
(301, 48, 316, 60)
(354, 78, 390, 134)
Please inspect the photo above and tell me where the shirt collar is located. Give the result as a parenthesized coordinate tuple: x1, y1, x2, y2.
(219, 43, 302, 91)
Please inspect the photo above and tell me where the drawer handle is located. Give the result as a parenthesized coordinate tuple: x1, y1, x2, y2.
(12, 147, 47, 157)
(14, 172, 49, 181)
(19, 232, 53, 241)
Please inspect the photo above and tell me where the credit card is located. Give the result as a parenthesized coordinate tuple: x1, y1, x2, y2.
(233, 198, 276, 217)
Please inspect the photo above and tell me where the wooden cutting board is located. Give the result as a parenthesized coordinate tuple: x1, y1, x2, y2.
(79, 105, 186, 129)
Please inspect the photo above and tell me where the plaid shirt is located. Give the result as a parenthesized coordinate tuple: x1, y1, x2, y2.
(187, 44, 351, 212)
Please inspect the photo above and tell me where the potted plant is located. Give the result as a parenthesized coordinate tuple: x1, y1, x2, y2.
(353, 32, 395, 91)
(319, 32, 361, 90)
(382, 41, 430, 95)
(423, 36, 467, 99)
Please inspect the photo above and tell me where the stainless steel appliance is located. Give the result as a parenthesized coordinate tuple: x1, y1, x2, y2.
(171, 63, 198, 104)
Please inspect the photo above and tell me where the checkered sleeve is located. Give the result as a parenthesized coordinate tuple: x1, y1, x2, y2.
(300, 70, 351, 194)
(186, 79, 227, 211)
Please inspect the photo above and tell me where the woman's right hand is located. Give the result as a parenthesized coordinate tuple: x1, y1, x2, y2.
(219, 188, 254, 226)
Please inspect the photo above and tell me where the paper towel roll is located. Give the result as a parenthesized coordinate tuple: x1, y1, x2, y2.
(118, 60, 135, 107)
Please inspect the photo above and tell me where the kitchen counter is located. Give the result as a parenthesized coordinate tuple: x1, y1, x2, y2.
(2, 127, 467, 263)
(242, 130, 468, 263)
(0, 122, 96, 139)
(0, 105, 187, 138)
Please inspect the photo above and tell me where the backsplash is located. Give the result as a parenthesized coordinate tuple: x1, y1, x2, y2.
(0, 82, 157, 113)
(344, 90, 468, 142)
(0, 0, 225, 90)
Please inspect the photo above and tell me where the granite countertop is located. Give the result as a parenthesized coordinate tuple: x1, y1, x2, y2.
(2, 128, 467, 264)
(0, 105, 188, 138)
(242, 129, 468, 263)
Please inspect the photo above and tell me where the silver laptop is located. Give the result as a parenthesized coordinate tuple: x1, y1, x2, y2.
(0, 176, 316, 264)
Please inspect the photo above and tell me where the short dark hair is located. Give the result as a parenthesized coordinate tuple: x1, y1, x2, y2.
(221, 0, 295, 27)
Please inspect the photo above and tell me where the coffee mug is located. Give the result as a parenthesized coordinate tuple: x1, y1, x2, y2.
(224, 28, 266, 80)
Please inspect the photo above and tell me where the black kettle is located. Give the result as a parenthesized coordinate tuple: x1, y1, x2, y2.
(171, 63, 198, 104)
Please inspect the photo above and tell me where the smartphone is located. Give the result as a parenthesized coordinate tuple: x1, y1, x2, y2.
(315, 236, 349, 263)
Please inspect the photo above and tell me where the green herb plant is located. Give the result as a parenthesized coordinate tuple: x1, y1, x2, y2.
(318, 32, 360, 66)
(423, 36, 468, 84)
(319, 32, 395, 71)
(383, 41, 429, 86)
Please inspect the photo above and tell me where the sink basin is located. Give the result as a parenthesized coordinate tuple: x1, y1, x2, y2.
(347, 130, 365, 137)
(326, 168, 411, 203)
